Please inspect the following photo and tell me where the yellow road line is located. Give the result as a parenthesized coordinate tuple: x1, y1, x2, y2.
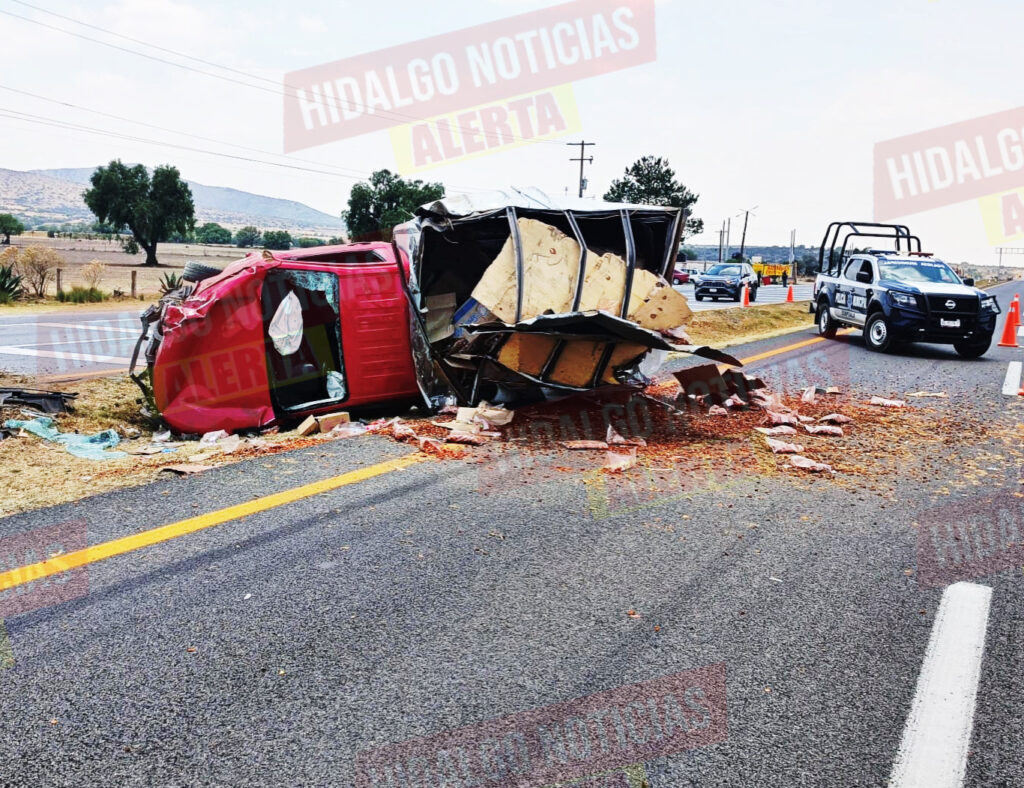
(734, 328, 855, 366)
(0, 453, 425, 593)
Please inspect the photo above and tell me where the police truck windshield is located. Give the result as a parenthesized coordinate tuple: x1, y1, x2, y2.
(877, 260, 960, 285)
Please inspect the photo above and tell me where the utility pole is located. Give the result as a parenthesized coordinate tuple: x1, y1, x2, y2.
(717, 221, 725, 265)
(737, 206, 758, 259)
(725, 217, 731, 260)
(567, 141, 595, 199)
(789, 229, 796, 282)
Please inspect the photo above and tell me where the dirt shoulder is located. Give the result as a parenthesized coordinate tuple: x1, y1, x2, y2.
(686, 301, 813, 348)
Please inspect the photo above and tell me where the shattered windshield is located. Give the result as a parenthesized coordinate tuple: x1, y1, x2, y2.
(878, 260, 960, 284)
(706, 265, 741, 277)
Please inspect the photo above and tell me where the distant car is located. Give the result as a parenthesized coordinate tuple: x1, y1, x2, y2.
(693, 263, 760, 302)
(672, 265, 690, 285)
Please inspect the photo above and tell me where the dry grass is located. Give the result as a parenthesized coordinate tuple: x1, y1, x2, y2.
(686, 301, 814, 348)
(1, 236, 243, 300)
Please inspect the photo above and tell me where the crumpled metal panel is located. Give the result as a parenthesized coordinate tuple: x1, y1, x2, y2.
(152, 260, 276, 434)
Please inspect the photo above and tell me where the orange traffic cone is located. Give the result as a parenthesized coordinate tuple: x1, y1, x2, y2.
(1010, 294, 1021, 332)
(998, 306, 1020, 348)
(786, 285, 795, 303)
(742, 283, 750, 307)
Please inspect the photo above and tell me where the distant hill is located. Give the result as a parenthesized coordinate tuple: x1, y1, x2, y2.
(0, 166, 346, 234)
(687, 243, 817, 263)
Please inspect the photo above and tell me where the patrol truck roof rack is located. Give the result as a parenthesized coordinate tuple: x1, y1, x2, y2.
(818, 221, 922, 276)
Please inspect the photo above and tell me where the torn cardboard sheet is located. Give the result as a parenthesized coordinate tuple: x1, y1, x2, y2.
(753, 425, 798, 436)
(766, 438, 804, 454)
(471, 218, 693, 330)
(804, 424, 844, 436)
(790, 455, 834, 473)
(603, 447, 637, 472)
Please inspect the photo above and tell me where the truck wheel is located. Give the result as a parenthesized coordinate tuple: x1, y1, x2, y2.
(695, 294, 704, 302)
(816, 302, 838, 338)
(864, 312, 893, 352)
(181, 261, 223, 283)
(954, 338, 991, 359)
(749, 286, 758, 303)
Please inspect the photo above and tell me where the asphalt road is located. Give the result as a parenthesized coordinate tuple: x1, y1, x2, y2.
(0, 282, 1022, 786)
(0, 308, 140, 378)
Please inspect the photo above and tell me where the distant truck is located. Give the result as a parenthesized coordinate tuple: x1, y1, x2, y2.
(752, 261, 790, 282)
(811, 221, 1000, 357)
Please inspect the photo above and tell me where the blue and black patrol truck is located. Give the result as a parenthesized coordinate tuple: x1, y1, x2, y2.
(811, 221, 1000, 358)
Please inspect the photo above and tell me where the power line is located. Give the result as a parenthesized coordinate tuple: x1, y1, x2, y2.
(3, 2, 567, 150)
(0, 84, 380, 181)
(0, 107, 475, 192)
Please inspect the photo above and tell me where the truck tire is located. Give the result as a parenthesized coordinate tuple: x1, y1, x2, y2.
(749, 285, 758, 303)
(695, 294, 704, 302)
(181, 261, 223, 283)
(954, 338, 991, 359)
(864, 312, 894, 352)
(816, 301, 838, 338)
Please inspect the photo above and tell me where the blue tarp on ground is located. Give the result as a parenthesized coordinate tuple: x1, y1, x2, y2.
(3, 417, 126, 460)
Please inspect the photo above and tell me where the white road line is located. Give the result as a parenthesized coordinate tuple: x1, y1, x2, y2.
(29, 321, 139, 334)
(889, 582, 993, 788)
(0, 346, 131, 364)
(0, 321, 137, 333)
(8, 337, 133, 349)
(1002, 361, 1022, 396)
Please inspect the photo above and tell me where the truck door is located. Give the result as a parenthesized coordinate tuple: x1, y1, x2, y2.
(847, 258, 875, 325)
(833, 258, 870, 326)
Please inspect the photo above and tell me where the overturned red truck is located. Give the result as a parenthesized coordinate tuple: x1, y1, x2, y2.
(131, 191, 738, 435)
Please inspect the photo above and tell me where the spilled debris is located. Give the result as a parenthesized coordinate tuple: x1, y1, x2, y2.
(0, 388, 77, 415)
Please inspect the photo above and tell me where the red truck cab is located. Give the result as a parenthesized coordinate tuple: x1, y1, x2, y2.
(147, 242, 420, 435)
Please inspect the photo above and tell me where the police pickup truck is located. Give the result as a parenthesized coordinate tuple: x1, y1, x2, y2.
(812, 221, 1000, 358)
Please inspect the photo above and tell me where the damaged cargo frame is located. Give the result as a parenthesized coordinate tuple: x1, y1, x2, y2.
(393, 190, 733, 410)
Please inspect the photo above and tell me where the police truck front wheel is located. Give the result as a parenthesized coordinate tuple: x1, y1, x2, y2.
(816, 302, 837, 338)
(954, 338, 991, 359)
(864, 312, 894, 352)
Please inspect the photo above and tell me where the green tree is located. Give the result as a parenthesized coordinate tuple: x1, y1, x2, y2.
(83, 160, 195, 266)
(234, 225, 262, 248)
(344, 169, 444, 241)
(194, 222, 232, 244)
(603, 156, 703, 240)
(0, 214, 25, 245)
(263, 230, 292, 250)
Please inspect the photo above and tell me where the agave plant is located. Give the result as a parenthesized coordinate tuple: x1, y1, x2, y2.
(158, 271, 183, 295)
(0, 263, 24, 304)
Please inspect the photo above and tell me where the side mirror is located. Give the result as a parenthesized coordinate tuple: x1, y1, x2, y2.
(856, 271, 873, 284)
(964, 277, 975, 287)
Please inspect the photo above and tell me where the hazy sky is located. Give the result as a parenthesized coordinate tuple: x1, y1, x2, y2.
(2, 0, 1022, 264)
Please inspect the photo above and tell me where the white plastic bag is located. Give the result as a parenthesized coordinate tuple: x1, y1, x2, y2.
(326, 370, 346, 399)
(269, 291, 303, 356)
